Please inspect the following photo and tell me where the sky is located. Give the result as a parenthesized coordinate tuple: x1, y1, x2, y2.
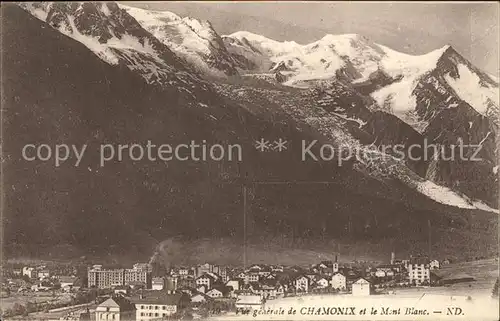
(123, 2, 499, 75)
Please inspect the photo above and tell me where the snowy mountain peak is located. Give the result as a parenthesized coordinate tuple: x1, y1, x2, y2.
(223, 28, 498, 129)
(18, 1, 216, 104)
(227, 31, 283, 44)
(368, 42, 499, 126)
(120, 4, 239, 76)
(319, 33, 368, 43)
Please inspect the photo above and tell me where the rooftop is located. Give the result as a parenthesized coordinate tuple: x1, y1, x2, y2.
(98, 296, 135, 311)
(131, 292, 187, 305)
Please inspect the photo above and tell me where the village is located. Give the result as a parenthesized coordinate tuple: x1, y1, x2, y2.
(2, 252, 484, 321)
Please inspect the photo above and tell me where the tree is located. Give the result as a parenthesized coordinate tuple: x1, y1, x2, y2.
(4, 308, 14, 317)
(12, 303, 26, 316)
(26, 301, 37, 314)
(492, 278, 499, 298)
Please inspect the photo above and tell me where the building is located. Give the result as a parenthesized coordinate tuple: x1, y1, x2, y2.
(248, 273, 260, 283)
(294, 275, 310, 293)
(271, 265, 284, 273)
(248, 264, 263, 271)
(331, 273, 346, 290)
(206, 286, 231, 299)
(22, 267, 36, 279)
(88, 264, 152, 289)
(352, 278, 371, 296)
(152, 277, 165, 291)
(216, 266, 228, 282)
(333, 254, 340, 273)
(235, 295, 263, 310)
(114, 285, 131, 295)
(191, 292, 211, 304)
(437, 273, 474, 285)
(226, 279, 243, 292)
(125, 266, 151, 288)
(315, 277, 330, 289)
(251, 281, 284, 299)
(58, 276, 77, 289)
(133, 263, 152, 273)
(378, 264, 403, 274)
(408, 257, 430, 285)
(196, 263, 213, 278)
(257, 267, 271, 278)
(95, 296, 135, 321)
(165, 276, 178, 293)
(37, 270, 50, 280)
(196, 273, 215, 290)
(429, 260, 440, 270)
(178, 267, 191, 278)
(374, 269, 386, 278)
(88, 266, 125, 289)
(132, 292, 189, 321)
(177, 277, 196, 289)
(390, 252, 396, 265)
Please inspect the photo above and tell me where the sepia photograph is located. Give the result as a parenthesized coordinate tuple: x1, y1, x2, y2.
(1, 1, 499, 320)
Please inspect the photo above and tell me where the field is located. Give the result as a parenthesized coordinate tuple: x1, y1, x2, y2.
(0, 292, 72, 311)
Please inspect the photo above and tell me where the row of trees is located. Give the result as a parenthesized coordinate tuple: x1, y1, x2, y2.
(0, 289, 107, 318)
(1, 301, 39, 318)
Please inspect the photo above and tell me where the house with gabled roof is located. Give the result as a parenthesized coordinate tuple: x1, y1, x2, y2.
(258, 266, 272, 277)
(352, 278, 371, 296)
(206, 285, 231, 299)
(248, 264, 263, 271)
(191, 291, 212, 304)
(196, 273, 216, 290)
(226, 279, 244, 292)
(271, 265, 284, 273)
(131, 291, 190, 321)
(294, 275, 310, 293)
(248, 272, 260, 283)
(429, 259, 440, 270)
(314, 276, 330, 289)
(331, 272, 347, 290)
(95, 295, 135, 321)
(265, 273, 277, 281)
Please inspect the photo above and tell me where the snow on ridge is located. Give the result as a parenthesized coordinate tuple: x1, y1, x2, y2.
(371, 44, 450, 117)
(121, 4, 232, 76)
(117, 3, 182, 22)
(23, 4, 120, 66)
(22, 2, 50, 21)
(444, 63, 499, 116)
(64, 15, 120, 65)
(416, 180, 499, 213)
(20, 3, 188, 87)
(376, 44, 449, 77)
(228, 31, 300, 57)
(226, 31, 290, 45)
(226, 30, 456, 89)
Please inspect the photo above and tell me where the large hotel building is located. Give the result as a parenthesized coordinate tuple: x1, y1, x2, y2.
(88, 264, 152, 289)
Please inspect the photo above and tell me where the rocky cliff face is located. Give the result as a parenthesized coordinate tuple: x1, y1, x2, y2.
(18, 1, 213, 100)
